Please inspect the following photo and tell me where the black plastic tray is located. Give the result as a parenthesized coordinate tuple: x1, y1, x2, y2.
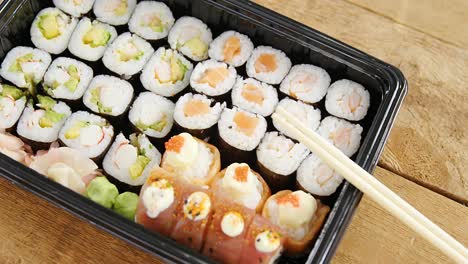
(0, 0, 407, 263)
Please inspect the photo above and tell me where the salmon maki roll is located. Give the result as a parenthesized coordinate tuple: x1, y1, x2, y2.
(208, 30, 254, 67)
(246, 46, 291, 85)
(231, 77, 278, 117)
(190, 59, 237, 98)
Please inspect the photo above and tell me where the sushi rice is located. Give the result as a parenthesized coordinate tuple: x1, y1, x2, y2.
(190, 60, 237, 97)
(246, 46, 291, 85)
(173, 93, 224, 130)
(0, 84, 27, 130)
(53, 0, 95, 17)
(317, 116, 363, 157)
(231, 77, 278, 117)
(93, 0, 137, 26)
(128, 1, 175, 40)
(208, 30, 254, 67)
(168, 16, 212, 61)
(325, 79, 370, 121)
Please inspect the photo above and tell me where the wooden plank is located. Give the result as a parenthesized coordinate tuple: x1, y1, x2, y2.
(333, 167, 468, 264)
(253, 0, 468, 202)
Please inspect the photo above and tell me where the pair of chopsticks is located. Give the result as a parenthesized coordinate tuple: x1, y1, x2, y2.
(272, 106, 468, 263)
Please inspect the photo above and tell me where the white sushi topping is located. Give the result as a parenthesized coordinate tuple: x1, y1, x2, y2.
(255, 230, 281, 253)
(164, 133, 199, 168)
(143, 179, 175, 218)
(221, 211, 245, 237)
(183, 191, 211, 221)
(114, 143, 138, 169)
(79, 125, 103, 146)
(99, 85, 124, 108)
(276, 191, 316, 228)
(47, 162, 85, 191)
(222, 163, 262, 210)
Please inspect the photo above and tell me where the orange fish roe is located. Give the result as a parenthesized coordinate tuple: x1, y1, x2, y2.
(277, 193, 300, 208)
(183, 99, 210, 117)
(234, 165, 249, 182)
(165, 135, 185, 153)
(198, 67, 230, 88)
(233, 112, 259, 136)
(254, 53, 277, 73)
(223, 36, 241, 63)
(241, 83, 264, 104)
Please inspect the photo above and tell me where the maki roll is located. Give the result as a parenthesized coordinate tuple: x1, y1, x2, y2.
(128, 1, 175, 41)
(53, 0, 95, 17)
(102, 32, 154, 78)
(231, 77, 278, 117)
(246, 46, 291, 85)
(272, 98, 321, 141)
(0, 132, 32, 165)
(93, 0, 137, 26)
(128, 92, 175, 139)
(43, 57, 93, 102)
(0, 47, 51, 91)
(317, 116, 363, 157)
(161, 133, 221, 187)
(173, 93, 224, 139)
(58, 111, 114, 159)
(256, 132, 310, 191)
(82, 75, 134, 117)
(280, 64, 331, 104)
(17, 95, 71, 149)
(168, 17, 212, 61)
(190, 60, 237, 99)
(68, 17, 118, 62)
(30, 8, 78, 54)
(296, 153, 344, 197)
(103, 133, 161, 188)
(325, 79, 370, 121)
(208, 30, 254, 67)
(0, 84, 27, 131)
(140, 47, 193, 97)
(262, 190, 330, 255)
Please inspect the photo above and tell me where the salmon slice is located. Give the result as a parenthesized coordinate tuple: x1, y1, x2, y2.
(242, 83, 264, 105)
(254, 54, 277, 73)
(183, 99, 211, 117)
(198, 67, 230, 87)
(223, 36, 241, 63)
(233, 112, 258, 136)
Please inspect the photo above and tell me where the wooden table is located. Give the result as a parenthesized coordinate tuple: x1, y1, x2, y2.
(1, 0, 467, 263)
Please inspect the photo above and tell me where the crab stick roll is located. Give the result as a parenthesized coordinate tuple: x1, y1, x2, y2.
(296, 153, 344, 197)
(262, 190, 330, 255)
(173, 93, 224, 139)
(246, 46, 291, 85)
(58, 111, 114, 159)
(0, 84, 27, 131)
(53, 0, 95, 17)
(128, 92, 175, 139)
(140, 47, 193, 97)
(272, 98, 321, 141)
(128, 1, 175, 41)
(68, 18, 118, 62)
(161, 133, 220, 186)
(211, 163, 270, 213)
(168, 17, 212, 61)
(279, 64, 331, 104)
(239, 215, 285, 264)
(256, 132, 309, 191)
(202, 200, 256, 264)
(43, 57, 93, 102)
(103, 133, 161, 188)
(325, 79, 370, 121)
(190, 60, 237, 98)
(93, 0, 136, 26)
(102, 32, 154, 78)
(0, 132, 32, 165)
(30, 8, 78, 54)
(17, 95, 71, 149)
(82, 75, 134, 117)
(231, 77, 278, 117)
(0, 47, 51, 91)
(208, 30, 254, 67)
(317, 116, 363, 157)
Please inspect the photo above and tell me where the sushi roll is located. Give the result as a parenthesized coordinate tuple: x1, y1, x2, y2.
(256, 132, 310, 191)
(0, 47, 51, 91)
(317, 116, 363, 157)
(128, 92, 175, 139)
(208, 30, 254, 67)
(128, 1, 175, 40)
(280, 64, 331, 104)
(168, 17, 212, 61)
(246, 46, 292, 85)
(296, 153, 344, 197)
(161, 133, 221, 187)
(30, 8, 78, 54)
(0, 132, 32, 165)
(190, 60, 237, 98)
(211, 163, 270, 213)
(58, 111, 114, 159)
(173, 93, 224, 139)
(53, 0, 95, 17)
(68, 17, 118, 62)
(82, 75, 134, 117)
(17, 95, 71, 149)
(272, 98, 321, 141)
(103, 133, 161, 188)
(0, 84, 27, 131)
(325, 79, 370, 121)
(93, 0, 137, 26)
(43, 57, 93, 101)
(231, 77, 278, 117)
(140, 47, 193, 97)
(102, 32, 154, 78)
(262, 190, 330, 255)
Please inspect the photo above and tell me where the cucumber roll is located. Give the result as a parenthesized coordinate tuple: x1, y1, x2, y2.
(246, 46, 291, 85)
(190, 59, 237, 99)
(128, 1, 175, 41)
(231, 77, 278, 117)
(208, 30, 254, 67)
(93, 0, 137, 26)
(0, 84, 27, 131)
(168, 17, 212, 61)
(325, 79, 370, 121)
(53, 0, 95, 17)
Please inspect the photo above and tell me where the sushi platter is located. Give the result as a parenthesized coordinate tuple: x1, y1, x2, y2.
(0, 0, 407, 263)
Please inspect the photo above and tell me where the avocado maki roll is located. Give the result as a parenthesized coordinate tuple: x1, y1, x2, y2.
(128, 1, 175, 41)
(53, 0, 95, 17)
(93, 0, 137, 26)
(0, 84, 27, 131)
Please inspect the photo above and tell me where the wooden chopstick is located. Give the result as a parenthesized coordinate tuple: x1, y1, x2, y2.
(272, 106, 468, 263)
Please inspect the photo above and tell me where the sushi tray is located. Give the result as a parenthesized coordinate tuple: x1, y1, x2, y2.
(0, 0, 407, 263)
